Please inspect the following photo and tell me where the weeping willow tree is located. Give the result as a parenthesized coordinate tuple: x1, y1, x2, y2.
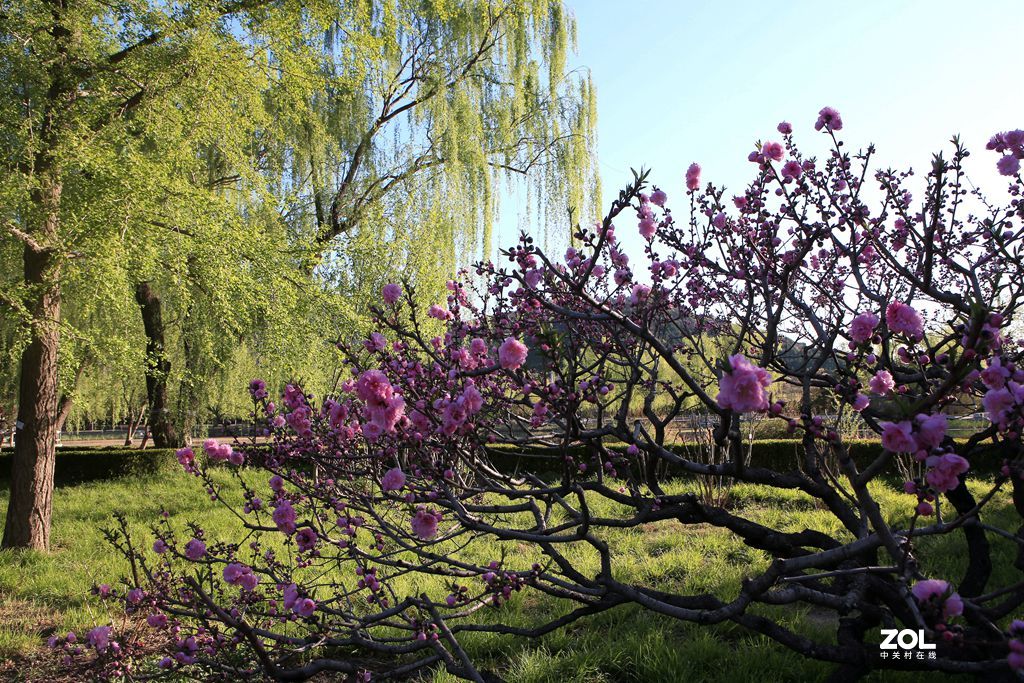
(0, 0, 596, 550)
(133, 0, 601, 446)
(0, 0, 332, 549)
(283, 0, 600, 305)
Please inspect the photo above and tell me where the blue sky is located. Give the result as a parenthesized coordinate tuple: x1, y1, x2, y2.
(496, 0, 1023, 257)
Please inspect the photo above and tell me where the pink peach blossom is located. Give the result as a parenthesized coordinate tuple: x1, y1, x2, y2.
(411, 507, 440, 540)
(273, 501, 297, 535)
(885, 302, 923, 338)
(685, 163, 701, 191)
(498, 337, 528, 370)
(925, 453, 969, 492)
(916, 413, 947, 450)
(382, 283, 402, 304)
(716, 355, 772, 413)
(849, 312, 879, 343)
(880, 421, 916, 453)
(869, 370, 895, 395)
(814, 106, 843, 132)
(381, 467, 406, 492)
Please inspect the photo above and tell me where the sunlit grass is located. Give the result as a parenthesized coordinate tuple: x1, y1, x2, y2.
(0, 469, 1014, 681)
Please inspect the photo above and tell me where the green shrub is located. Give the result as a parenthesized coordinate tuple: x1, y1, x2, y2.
(0, 439, 1008, 488)
(0, 447, 177, 485)
(487, 439, 1008, 478)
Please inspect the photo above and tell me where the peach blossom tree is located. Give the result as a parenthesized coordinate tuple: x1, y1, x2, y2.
(57, 110, 1024, 681)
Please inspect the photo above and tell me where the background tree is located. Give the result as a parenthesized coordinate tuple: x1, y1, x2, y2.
(0, 0, 597, 549)
(124, 0, 600, 446)
(0, 0, 311, 549)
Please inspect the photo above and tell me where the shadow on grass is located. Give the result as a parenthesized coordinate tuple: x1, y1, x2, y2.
(0, 472, 1014, 682)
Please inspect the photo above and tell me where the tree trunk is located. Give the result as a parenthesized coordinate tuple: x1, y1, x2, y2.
(124, 405, 147, 447)
(55, 393, 74, 436)
(3, 180, 63, 551)
(177, 310, 200, 447)
(54, 358, 87, 435)
(174, 256, 207, 447)
(135, 281, 180, 448)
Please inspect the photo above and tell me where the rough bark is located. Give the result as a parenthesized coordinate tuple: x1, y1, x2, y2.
(1, 0, 79, 551)
(124, 405, 146, 447)
(135, 281, 180, 448)
(55, 392, 74, 436)
(54, 358, 88, 435)
(176, 298, 202, 447)
(3, 181, 62, 551)
(946, 477, 992, 598)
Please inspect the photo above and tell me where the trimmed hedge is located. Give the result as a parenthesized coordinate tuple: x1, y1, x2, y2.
(0, 439, 1011, 487)
(487, 439, 1012, 477)
(0, 448, 177, 485)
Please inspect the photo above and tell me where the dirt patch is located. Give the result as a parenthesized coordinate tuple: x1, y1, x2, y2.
(0, 597, 61, 642)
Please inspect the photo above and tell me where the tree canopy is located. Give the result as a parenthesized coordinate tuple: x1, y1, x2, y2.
(0, 0, 598, 548)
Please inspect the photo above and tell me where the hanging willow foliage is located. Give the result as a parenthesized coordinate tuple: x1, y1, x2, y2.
(0, 0, 598, 440)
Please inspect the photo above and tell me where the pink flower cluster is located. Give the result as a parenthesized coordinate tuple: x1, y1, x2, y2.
(749, 141, 784, 168)
(685, 163, 701, 191)
(146, 613, 168, 629)
(498, 337, 528, 370)
(869, 370, 894, 395)
(435, 382, 484, 436)
(637, 200, 658, 240)
(382, 283, 402, 305)
(86, 625, 114, 653)
(1010, 621, 1024, 671)
(849, 311, 879, 344)
(981, 359, 1024, 432)
(911, 579, 963, 622)
(354, 369, 406, 441)
(184, 538, 206, 560)
(411, 506, 442, 540)
(381, 467, 406, 492)
(273, 500, 297, 535)
(449, 337, 491, 373)
(883, 413, 969, 496)
(885, 302, 923, 339)
(428, 304, 452, 321)
(924, 453, 970, 493)
(295, 527, 318, 552)
(176, 447, 196, 473)
(880, 413, 949, 456)
(988, 129, 1024, 176)
(814, 106, 843, 132)
(223, 563, 260, 591)
(204, 438, 243, 466)
(780, 160, 803, 180)
(880, 421, 916, 453)
(283, 384, 313, 439)
(249, 378, 268, 400)
(282, 583, 316, 618)
(716, 354, 772, 413)
(364, 332, 387, 352)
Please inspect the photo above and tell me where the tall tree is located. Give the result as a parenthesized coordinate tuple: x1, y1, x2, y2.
(130, 0, 599, 446)
(0, 0, 597, 549)
(295, 0, 600, 282)
(0, 0, 285, 549)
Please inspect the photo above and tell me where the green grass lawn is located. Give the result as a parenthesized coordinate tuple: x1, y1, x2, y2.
(0, 469, 1016, 681)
